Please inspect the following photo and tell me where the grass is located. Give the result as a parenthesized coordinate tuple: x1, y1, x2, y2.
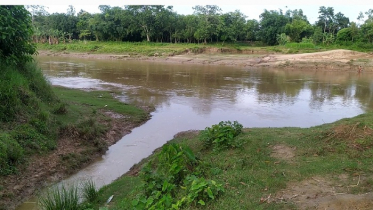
(38, 183, 79, 210)
(37, 40, 373, 58)
(83, 111, 373, 209)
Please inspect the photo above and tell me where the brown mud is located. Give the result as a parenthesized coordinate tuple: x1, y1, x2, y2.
(0, 110, 151, 210)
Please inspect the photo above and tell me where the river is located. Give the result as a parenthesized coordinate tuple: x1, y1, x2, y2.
(16, 55, 373, 209)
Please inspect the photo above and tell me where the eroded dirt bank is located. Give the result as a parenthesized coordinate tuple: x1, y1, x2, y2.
(0, 109, 151, 210)
(38, 49, 373, 71)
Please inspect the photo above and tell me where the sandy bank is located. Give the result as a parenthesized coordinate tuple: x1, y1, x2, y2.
(38, 49, 373, 71)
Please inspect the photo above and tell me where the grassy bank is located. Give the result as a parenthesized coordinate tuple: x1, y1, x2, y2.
(79, 112, 373, 209)
(0, 60, 150, 209)
(36, 41, 373, 57)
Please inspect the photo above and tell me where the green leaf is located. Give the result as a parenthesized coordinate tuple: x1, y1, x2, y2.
(207, 188, 214, 199)
(198, 200, 205, 205)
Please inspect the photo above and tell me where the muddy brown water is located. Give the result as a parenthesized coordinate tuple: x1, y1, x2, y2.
(16, 56, 373, 209)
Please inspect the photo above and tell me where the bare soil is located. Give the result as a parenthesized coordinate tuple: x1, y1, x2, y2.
(38, 49, 373, 72)
(271, 144, 296, 163)
(270, 144, 373, 209)
(274, 175, 373, 210)
(0, 110, 150, 210)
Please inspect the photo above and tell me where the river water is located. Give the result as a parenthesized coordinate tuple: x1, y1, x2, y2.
(16, 55, 373, 209)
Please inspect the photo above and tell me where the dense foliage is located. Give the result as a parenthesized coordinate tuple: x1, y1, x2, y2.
(28, 5, 373, 46)
(0, 5, 36, 65)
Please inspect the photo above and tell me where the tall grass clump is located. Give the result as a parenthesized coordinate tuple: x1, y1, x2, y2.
(38, 183, 79, 210)
(81, 179, 99, 203)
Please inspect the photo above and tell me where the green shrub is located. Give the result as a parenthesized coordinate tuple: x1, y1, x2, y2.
(11, 124, 56, 153)
(133, 143, 224, 209)
(157, 143, 198, 183)
(0, 133, 24, 175)
(182, 175, 224, 206)
(199, 121, 243, 151)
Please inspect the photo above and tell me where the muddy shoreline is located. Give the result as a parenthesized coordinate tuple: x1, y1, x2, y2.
(1, 108, 152, 210)
(38, 49, 373, 72)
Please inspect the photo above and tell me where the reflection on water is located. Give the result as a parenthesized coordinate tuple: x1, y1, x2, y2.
(16, 55, 373, 209)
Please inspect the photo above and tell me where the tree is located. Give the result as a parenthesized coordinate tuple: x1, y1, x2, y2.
(126, 5, 162, 42)
(0, 5, 36, 65)
(259, 9, 289, 45)
(317, 6, 335, 35)
(219, 10, 247, 42)
(193, 5, 222, 43)
(285, 19, 313, 42)
(245, 19, 260, 41)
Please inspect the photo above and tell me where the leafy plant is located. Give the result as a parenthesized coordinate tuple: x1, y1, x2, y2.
(199, 121, 243, 150)
(182, 175, 224, 206)
(158, 143, 198, 183)
(277, 33, 289, 46)
(133, 143, 224, 209)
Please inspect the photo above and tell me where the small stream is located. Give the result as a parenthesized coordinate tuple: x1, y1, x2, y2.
(15, 56, 373, 209)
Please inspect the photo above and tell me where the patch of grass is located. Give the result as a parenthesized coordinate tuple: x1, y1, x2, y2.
(81, 179, 99, 203)
(53, 87, 148, 123)
(38, 183, 79, 210)
(92, 112, 373, 209)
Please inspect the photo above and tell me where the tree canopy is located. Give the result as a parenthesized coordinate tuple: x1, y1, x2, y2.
(0, 5, 36, 65)
(26, 5, 373, 46)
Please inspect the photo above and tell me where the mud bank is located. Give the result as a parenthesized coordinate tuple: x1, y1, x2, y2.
(0, 108, 152, 210)
(38, 49, 373, 71)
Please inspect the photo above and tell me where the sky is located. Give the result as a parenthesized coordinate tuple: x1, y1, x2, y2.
(5, 0, 373, 24)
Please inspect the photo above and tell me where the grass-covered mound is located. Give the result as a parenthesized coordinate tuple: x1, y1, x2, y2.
(0, 61, 57, 175)
(86, 112, 373, 209)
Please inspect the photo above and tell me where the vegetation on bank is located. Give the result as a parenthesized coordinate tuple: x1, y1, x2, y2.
(36, 40, 373, 58)
(71, 112, 373, 209)
(29, 5, 373, 49)
(0, 6, 149, 209)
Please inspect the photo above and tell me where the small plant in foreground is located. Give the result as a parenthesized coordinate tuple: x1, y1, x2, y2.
(132, 143, 224, 209)
(38, 183, 79, 210)
(81, 179, 99, 203)
(199, 120, 243, 150)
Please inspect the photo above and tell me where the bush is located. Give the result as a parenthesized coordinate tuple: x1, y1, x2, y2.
(199, 121, 243, 151)
(0, 133, 24, 175)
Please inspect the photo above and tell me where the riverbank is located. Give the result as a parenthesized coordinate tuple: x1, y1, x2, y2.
(38, 49, 373, 72)
(0, 87, 152, 210)
(92, 112, 373, 209)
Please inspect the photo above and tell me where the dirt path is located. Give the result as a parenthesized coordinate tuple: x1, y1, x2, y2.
(38, 49, 373, 71)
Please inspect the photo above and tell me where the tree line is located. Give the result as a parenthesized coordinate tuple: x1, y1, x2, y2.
(28, 5, 373, 46)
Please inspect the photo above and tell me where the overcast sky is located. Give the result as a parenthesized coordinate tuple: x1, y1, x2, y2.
(6, 0, 373, 24)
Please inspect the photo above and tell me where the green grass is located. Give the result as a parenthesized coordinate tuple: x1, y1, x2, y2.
(86, 112, 373, 209)
(38, 183, 79, 210)
(36, 41, 270, 56)
(53, 87, 148, 123)
(37, 40, 373, 57)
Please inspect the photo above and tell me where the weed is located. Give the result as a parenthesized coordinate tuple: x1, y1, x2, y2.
(53, 103, 68, 114)
(199, 121, 243, 151)
(81, 179, 99, 203)
(38, 183, 79, 210)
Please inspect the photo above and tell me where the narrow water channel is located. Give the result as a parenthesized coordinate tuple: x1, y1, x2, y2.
(16, 56, 373, 209)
